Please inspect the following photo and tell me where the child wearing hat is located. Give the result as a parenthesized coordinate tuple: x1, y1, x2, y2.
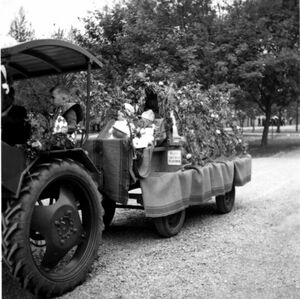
(133, 109, 156, 149)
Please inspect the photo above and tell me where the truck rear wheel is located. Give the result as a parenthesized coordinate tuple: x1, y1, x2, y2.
(216, 186, 235, 213)
(154, 210, 186, 237)
(2, 160, 103, 298)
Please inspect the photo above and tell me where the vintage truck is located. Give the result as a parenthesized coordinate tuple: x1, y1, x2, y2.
(1, 39, 251, 298)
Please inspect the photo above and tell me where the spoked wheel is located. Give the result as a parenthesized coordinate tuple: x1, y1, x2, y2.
(154, 209, 186, 238)
(2, 160, 104, 298)
(215, 186, 235, 214)
(102, 197, 116, 228)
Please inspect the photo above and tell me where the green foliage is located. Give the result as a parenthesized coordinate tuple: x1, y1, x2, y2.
(74, 0, 217, 86)
(174, 83, 246, 164)
(82, 64, 246, 164)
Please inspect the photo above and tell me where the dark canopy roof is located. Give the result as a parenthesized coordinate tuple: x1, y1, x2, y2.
(1, 39, 103, 81)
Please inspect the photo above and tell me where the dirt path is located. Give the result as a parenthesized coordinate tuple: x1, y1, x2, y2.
(2, 150, 300, 299)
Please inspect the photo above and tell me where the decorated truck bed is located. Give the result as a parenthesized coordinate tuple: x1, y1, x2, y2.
(84, 131, 251, 237)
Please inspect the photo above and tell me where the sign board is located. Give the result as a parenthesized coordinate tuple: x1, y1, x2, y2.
(167, 150, 182, 165)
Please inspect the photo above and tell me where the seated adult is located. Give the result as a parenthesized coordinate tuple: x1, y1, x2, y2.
(2, 105, 30, 146)
(144, 85, 160, 117)
(1, 65, 30, 146)
(50, 85, 83, 149)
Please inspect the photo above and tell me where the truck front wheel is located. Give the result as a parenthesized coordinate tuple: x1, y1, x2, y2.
(2, 160, 104, 298)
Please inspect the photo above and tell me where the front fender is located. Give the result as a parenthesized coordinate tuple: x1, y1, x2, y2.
(12, 148, 103, 198)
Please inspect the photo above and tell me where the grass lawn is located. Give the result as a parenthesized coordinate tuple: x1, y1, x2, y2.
(243, 125, 299, 134)
(246, 135, 300, 157)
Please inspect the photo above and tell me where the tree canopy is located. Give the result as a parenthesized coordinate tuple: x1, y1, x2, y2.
(73, 0, 299, 146)
(214, 0, 299, 144)
(7, 0, 300, 148)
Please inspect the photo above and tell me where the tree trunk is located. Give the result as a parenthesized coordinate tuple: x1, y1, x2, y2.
(296, 97, 299, 132)
(276, 110, 281, 133)
(261, 108, 271, 147)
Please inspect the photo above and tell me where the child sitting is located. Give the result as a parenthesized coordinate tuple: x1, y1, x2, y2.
(49, 85, 83, 148)
(133, 109, 155, 149)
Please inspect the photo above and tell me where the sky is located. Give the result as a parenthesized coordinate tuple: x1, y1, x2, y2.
(0, 0, 112, 43)
(0, 0, 229, 47)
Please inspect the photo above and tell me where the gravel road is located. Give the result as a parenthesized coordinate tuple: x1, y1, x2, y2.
(2, 149, 300, 299)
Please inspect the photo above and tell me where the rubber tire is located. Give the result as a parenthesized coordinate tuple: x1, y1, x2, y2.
(216, 186, 235, 214)
(154, 209, 186, 238)
(2, 159, 104, 298)
(102, 197, 116, 228)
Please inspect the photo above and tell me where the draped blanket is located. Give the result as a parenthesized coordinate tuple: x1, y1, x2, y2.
(140, 155, 251, 217)
(233, 154, 252, 186)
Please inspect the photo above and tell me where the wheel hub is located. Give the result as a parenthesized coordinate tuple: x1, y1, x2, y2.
(52, 206, 82, 248)
(31, 186, 85, 268)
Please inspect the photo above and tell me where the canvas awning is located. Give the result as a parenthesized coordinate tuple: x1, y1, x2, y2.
(1, 39, 103, 81)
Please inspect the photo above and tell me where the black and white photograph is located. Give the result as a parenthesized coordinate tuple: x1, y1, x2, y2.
(1, 0, 299, 298)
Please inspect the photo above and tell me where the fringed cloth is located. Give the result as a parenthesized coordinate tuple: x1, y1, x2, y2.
(140, 155, 251, 217)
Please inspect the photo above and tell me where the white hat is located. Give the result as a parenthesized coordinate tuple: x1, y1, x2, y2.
(113, 120, 130, 136)
(124, 103, 135, 115)
(112, 120, 135, 138)
(141, 109, 155, 121)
